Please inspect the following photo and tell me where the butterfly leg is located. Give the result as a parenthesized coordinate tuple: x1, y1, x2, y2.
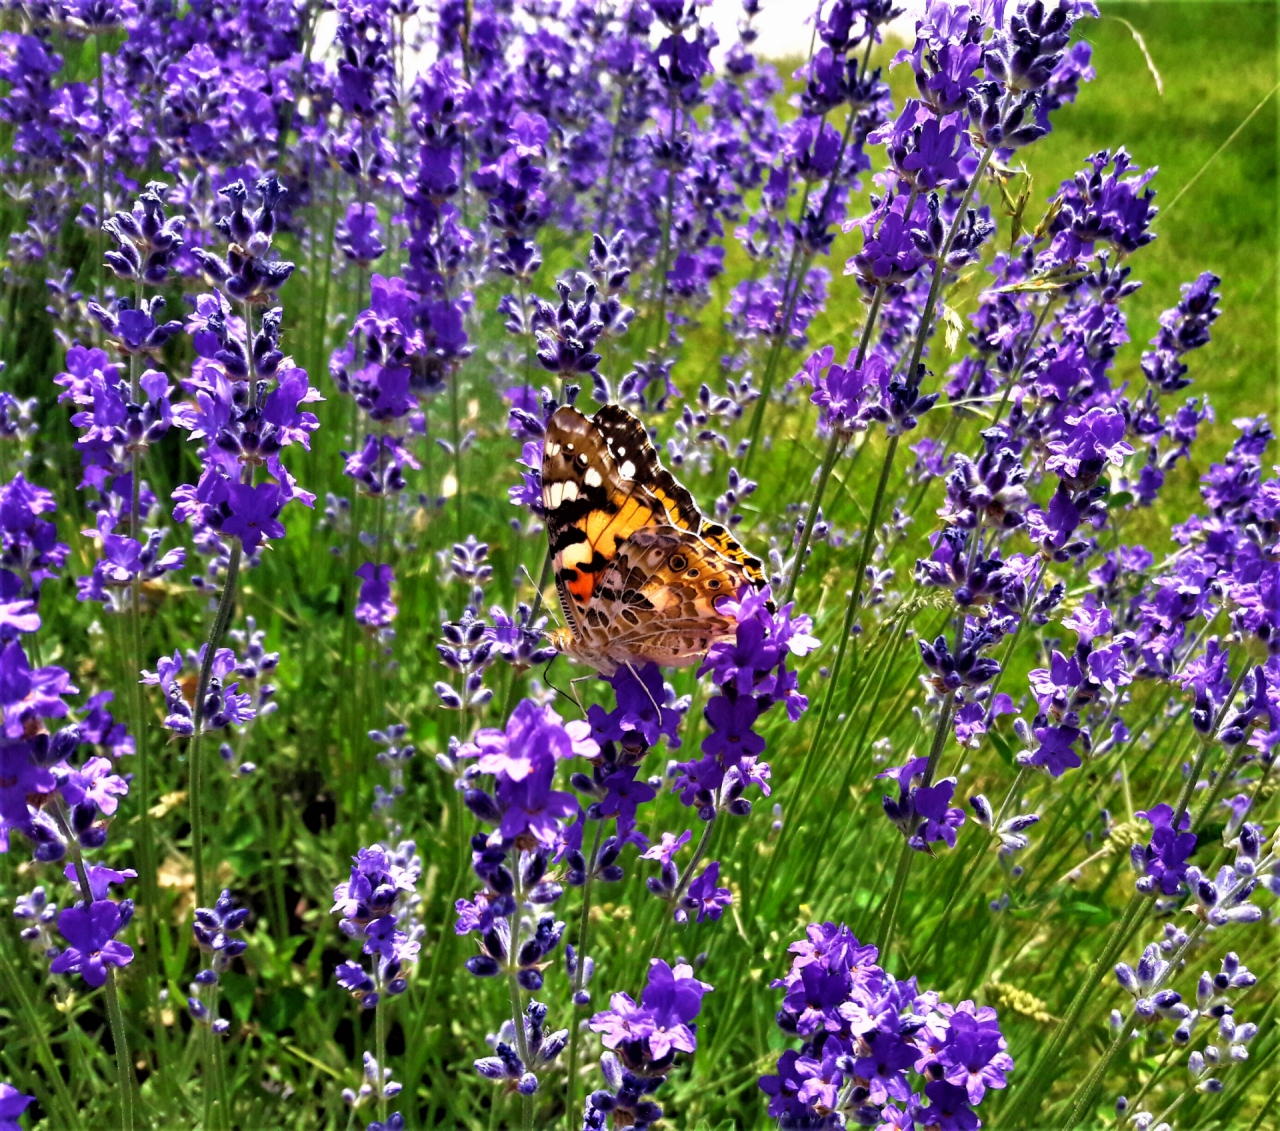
(566, 674, 596, 718)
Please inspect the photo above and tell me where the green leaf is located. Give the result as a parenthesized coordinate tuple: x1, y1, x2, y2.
(989, 728, 1017, 769)
(259, 985, 307, 1033)
(221, 971, 257, 1023)
(1108, 490, 1134, 509)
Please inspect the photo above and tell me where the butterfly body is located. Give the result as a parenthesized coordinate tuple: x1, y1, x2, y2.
(541, 404, 765, 674)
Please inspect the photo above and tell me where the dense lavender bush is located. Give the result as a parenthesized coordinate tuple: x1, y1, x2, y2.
(0, 1, 1275, 1130)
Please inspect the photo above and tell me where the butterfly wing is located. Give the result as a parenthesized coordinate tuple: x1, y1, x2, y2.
(698, 521, 766, 589)
(584, 525, 751, 667)
(542, 405, 701, 631)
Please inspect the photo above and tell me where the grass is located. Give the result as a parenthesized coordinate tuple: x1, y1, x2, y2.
(0, 2, 1277, 1129)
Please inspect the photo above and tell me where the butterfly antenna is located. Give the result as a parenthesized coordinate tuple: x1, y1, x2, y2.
(522, 563, 563, 629)
(624, 660, 663, 717)
(541, 656, 588, 718)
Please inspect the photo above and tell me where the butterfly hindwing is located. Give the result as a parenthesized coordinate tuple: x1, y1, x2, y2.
(586, 526, 748, 666)
(699, 521, 766, 589)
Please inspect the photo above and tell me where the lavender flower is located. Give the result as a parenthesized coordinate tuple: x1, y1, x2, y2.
(584, 959, 712, 1129)
(50, 900, 134, 987)
(0, 1084, 34, 1131)
(761, 922, 1012, 1129)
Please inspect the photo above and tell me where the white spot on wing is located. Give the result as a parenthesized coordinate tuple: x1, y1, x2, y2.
(544, 441, 561, 457)
(583, 468, 603, 488)
(562, 480, 579, 501)
(619, 460, 636, 480)
(546, 481, 564, 508)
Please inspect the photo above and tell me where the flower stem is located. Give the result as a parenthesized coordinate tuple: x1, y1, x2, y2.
(779, 433, 843, 607)
(1004, 888, 1148, 1128)
(1062, 912, 1219, 1130)
(507, 971, 533, 1131)
(670, 810, 718, 910)
(125, 330, 165, 1058)
(650, 94, 681, 351)
(376, 994, 389, 1125)
(103, 968, 136, 1131)
(876, 691, 955, 965)
(778, 280, 886, 607)
(1175, 658, 1249, 828)
(190, 540, 243, 907)
(562, 818, 606, 1131)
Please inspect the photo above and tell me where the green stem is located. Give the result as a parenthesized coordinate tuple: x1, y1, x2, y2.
(987, 565, 1043, 703)
(103, 970, 136, 1131)
(563, 819, 606, 1131)
(190, 541, 244, 907)
(876, 692, 955, 964)
(743, 107, 860, 466)
(376, 995, 389, 1125)
(596, 79, 631, 234)
(779, 433, 843, 607)
(650, 95, 681, 351)
(507, 971, 533, 1131)
(1004, 889, 1148, 1128)
(778, 284, 886, 607)
(670, 811, 718, 912)
(450, 360, 464, 543)
(1175, 658, 1249, 827)
(93, 37, 106, 317)
(757, 431, 900, 909)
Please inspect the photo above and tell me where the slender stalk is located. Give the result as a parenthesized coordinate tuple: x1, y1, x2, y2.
(779, 433, 843, 606)
(103, 970, 136, 1131)
(1004, 889, 1148, 1128)
(124, 286, 165, 1066)
(1125, 1041, 1181, 1115)
(93, 36, 106, 320)
(450, 360, 464, 542)
(987, 565, 1043, 703)
(596, 78, 631, 234)
(650, 95, 681, 351)
(213, 988, 233, 1131)
(756, 432, 900, 910)
(563, 819, 606, 1131)
(53, 804, 139, 1129)
(876, 692, 955, 963)
(1174, 659, 1249, 828)
(1059, 856, 1271, 1131)
(670, 811, 717, 909)
(742, 110, 861, 467)
(375, 996, 389, 1125)
(190, 541, 244, 907)
(778, 286, 886, 607)
(507, 969, 533, 1131)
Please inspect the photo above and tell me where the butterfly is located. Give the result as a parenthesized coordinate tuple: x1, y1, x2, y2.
(541, 403, 766, 675)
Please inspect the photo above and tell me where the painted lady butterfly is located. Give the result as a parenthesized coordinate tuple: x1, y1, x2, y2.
(541, 403, 766, 674)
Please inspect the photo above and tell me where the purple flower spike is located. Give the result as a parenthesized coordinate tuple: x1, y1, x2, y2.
(355, 563, 397, 628)
(50, 899, 134, 987)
